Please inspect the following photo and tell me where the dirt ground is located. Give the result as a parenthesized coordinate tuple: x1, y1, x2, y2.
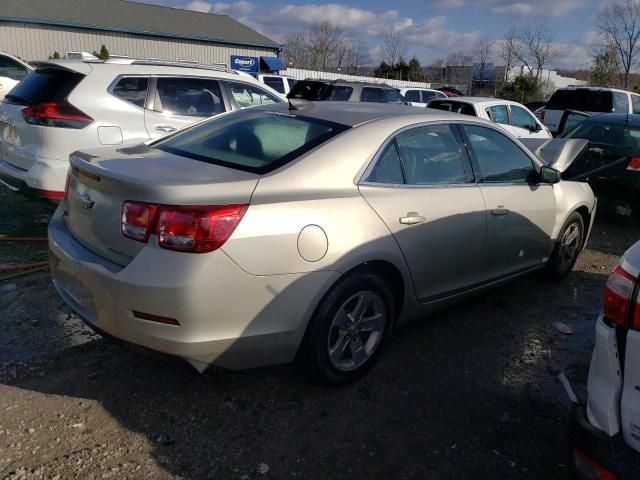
(0, 190, 639, 480)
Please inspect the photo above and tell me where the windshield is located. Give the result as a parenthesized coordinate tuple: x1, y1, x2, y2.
(155, 109, 350, 174)
(546, 90, 613, 113)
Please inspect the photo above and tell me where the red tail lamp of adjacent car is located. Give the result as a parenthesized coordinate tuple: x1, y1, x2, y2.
(22, 101, 93, 129)
(121, 201, 247, 253)
(627, 156, 640, 172)
(604, 264, 640, 330)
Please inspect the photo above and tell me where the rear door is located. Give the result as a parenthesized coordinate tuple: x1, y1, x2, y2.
(460, 124, 555, 279)
(144, 76, 227, 138)
(0, 66, 85, 171)
(359, 123, 488, 302)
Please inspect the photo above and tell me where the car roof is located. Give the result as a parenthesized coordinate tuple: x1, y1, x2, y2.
(299, 79, 395, 88)
(581, 113, 640, 124)
(429, 96, 522, 105)
(256, 101, 490, 127)
(556, 86, 637, 94)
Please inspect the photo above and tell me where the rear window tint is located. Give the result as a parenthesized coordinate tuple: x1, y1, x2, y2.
(112, 76, 148, 108)
(360, 87, 405, 104)
(428, 100, 476, 116)
(155, 109, 350, 174)
(326, 86, 353, 101)
(546, 90, 613, 112)
(4, 68, 83, 106)
(288, 81, 329, 100)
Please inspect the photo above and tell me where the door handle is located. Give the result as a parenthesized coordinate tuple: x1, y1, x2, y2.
(155, 125, 177, 133)
(399, 212, 426, 225)
(491, 206, 509, 216)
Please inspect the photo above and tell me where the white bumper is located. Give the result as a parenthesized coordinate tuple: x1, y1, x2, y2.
(0, 155, 69, 193)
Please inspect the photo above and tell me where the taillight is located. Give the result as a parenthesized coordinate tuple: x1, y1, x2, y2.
(540, 111, 545, 123)
(604, 265, 638, 327)
(121, 201, 158, 243)
(627, 156, 640, 171)
(37, 189, 65, 200)
(22, 101, 93, 129)
(121, 201, 247, 253)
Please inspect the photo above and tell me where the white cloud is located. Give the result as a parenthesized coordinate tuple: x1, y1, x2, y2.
(185, 0, 254, 16)
(185, 0, 211, 12)
(433, 0, 583, 17)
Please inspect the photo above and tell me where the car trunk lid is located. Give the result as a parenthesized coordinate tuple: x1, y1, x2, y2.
(64, 144, 259, 266)
(519, 137, 589, 173)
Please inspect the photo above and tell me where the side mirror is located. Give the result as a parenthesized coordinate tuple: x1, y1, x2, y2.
(540, 165, 561, 184)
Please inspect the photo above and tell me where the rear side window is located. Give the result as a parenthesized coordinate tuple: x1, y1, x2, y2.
(421, 91, 438, 102)
(3, 68, 83, 106)
(404, 90, 421, 102)
(112, 76, 148, 108)
(227, 81, 280, 108)
(360, 87, 404, 104)
(154, 77, 225, 117)
(633, 95, 640, 114)
(395, 125, 466, 185)
(366, 141, 404, 184)
(546, 89, 613, 112)
(288, 81, 329, 100)
(613, 92, 628, 112)
(263, 76, 285, 94)
(286, 78, 297, 90)
(326, 86, 353, 101)
(486, 105, 509, 125)
(0, 56, 29, 81)
(155, 109, 350, 174)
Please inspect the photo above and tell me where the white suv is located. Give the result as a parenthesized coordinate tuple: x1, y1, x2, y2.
(0, 59, 282, 200)
(255, 74, 297, 100)
(399, 87, 446, 107)
(0, 52, 33, 101)
(542, 86, 640, 135)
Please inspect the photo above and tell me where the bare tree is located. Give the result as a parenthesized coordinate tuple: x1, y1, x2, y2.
(282, 31, 310, 68)
(596, 0, 640, 88)
(382, 31, 407, 68)
(345, 38, 369, 75)
(445, 50, 473, 87)
(500, 29, 518, 81)
(309, 21, 345, 70)
(503, 24, 557, 83)
(473, 38, 494, 85)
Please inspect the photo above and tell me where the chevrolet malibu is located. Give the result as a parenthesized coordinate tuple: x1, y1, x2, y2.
(49, 102, 596, 384)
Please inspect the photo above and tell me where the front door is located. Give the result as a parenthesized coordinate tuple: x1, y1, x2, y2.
(359, 124, 487, 302)
(459, 124, 556, 279)
(144, 77, 226, 138)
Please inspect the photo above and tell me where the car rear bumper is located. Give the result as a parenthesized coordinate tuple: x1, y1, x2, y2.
(0, 156, 68, 201)
(48, 206, 340, 371)
(571, 404, 640, 479)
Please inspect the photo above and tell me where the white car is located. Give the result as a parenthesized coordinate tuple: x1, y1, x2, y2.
(399, 87, 447, 107)
(0, 59, 283, 200)
(427, 97, 552, 139)
(0, 52, 32, 101)
(571, 240, 640, 479)
(255, 73, 297, 100)
(542, 86, 640, 135)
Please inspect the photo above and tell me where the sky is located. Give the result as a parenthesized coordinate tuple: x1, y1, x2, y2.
(137, 0, 607, 70)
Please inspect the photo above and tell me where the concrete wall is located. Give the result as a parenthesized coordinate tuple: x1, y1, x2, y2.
(0, 21, 278, 66)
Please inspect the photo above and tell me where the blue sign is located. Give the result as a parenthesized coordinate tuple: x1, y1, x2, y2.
(230, 55, 258, 73)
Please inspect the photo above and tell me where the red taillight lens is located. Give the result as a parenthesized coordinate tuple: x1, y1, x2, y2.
(573, 449, 616, 480)
(121, 202, 247, 253)
(604, 265, 637, 327)
(540, 111, 545, 123)
(121, 201, 159, 242)
(22, 101, 93, 129)
(37, 189, 65, 199)
(156, 204, 247, 253)
(627, 156, 640, 171)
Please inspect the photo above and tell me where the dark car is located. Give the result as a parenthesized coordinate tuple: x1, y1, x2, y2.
(287, 79, 407, 105)
(436, 86, 464, 97)
(559, 112, 640, 210)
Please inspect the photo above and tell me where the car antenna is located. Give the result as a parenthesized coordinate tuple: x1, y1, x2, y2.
(288, 98, 314, 111)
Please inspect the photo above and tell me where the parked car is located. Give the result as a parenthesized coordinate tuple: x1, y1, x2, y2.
(49, 102, 596, 385)
(541, 86, 640, 135)
(427, 97, 552, 139)
(399, 87, 447, 107)
(558, 112, 640, 211)
(525, 100, 546, 113)
(287, 79, 407, 104)
(437, 86, 464, 97)
(570, 240, 640, 480)
(0, 51, 32, 101)
(0, 59, 283, 201)
(254, 73, 297, 100)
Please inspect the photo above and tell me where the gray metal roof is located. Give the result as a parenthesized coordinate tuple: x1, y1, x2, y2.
(0, 0, 280, 50)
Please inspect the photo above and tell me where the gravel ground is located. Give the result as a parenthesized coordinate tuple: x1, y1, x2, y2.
(0, 193, 639, 480)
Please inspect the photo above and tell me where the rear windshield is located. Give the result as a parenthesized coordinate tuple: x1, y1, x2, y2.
(3, 68, 84, 106)
(562, 119, 640, 149)
(428, 100, 477, 116)
(155, 109, 350, 174)
(546, 90, 613, 113)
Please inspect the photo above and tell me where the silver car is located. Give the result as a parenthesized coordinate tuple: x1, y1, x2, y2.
(49, 102, 596, 384)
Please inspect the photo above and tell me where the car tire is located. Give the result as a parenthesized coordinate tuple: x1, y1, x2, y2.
(299, 270, 395, 386)
(544, 212, 585, 280)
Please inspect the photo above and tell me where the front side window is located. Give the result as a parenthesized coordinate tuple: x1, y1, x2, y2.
(112, 76, 149, 107)
(632, 94, 640, 114)
(155, 109, 349, 174)
(366, 141, 404, 184)
(154, 77, 225, 117)
(263, 76, 285, 94)
(510, 105, 536, 131)
(463, 125, 534, 183)
(394, 125, 466, 185)
(0, 56, 29, 81)
(422, 91, 438, 102)
(227, 81, 280, 108)
(613, 92, 629, 113)
(486, 105, 509, 125)
(404, 90, 421, 102)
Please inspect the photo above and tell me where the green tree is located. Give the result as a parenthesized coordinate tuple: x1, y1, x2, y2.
(590, 50, 619, 86)
(52, 51, 60, 59)
(408, 56, 423, 81)
(501, 75, 543, 103)
(98, 44, 109, 60)
(373, 61, 393, 78)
